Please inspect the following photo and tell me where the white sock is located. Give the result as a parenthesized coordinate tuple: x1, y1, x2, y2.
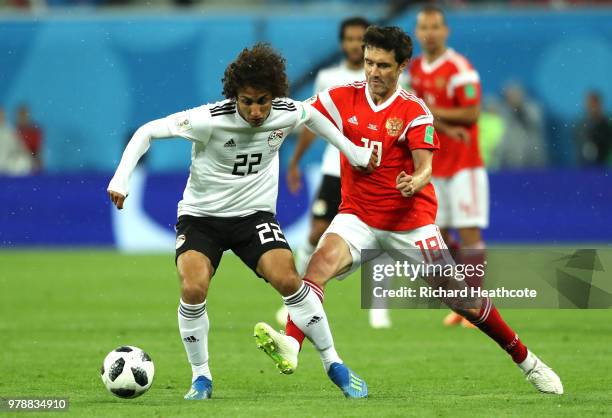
(283, 282, 342, 371)
(296, 241, 315, 275)
(518, 350, 537, 373)
(178, 299, 212, 381)
(319, 346, 342, 372)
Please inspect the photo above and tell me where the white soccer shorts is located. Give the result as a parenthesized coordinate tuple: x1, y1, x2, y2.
(432, 167, 489, 229)
(321, 213, 453, 280)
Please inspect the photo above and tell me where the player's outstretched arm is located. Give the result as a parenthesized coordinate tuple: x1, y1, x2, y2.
(107, 119, 172, 209)
(396, 149, 433, 198)
(303, 105, 373, 171)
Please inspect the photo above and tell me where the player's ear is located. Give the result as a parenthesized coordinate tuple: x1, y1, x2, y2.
(398, 59, 409, 74)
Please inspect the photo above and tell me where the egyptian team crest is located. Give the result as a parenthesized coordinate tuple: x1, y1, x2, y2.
(268, 129, 284, 147)
(385, 117, 404, 137)
(173, 112, 192, 133)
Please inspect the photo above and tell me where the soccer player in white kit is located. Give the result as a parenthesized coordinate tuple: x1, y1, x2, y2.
(107, 44, 376, 400)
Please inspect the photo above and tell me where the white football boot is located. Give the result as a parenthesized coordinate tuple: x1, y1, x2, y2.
(519, 350, 564, 394)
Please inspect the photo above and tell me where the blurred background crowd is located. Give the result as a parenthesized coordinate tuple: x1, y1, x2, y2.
(1, 0, 611, 176)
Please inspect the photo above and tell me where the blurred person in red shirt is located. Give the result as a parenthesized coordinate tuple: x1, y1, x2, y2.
(407, 6, 488, 328)
(16, 104, 43, 172)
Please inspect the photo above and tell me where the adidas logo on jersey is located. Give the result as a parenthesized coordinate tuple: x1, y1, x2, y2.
(347, 115, 358, 125)
(306, 315, 322, 327)
(183, 336, 199, 343)
(224, 138, 236, 148)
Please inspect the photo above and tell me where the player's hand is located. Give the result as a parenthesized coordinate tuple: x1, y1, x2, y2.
(396, 170, 416, 197)
(447, 126, 471, 143)
(354, 148, 378, 173)
(286, 162, 302, 195)
(366, 148, 378, 172)
(108, 189, 127, 210)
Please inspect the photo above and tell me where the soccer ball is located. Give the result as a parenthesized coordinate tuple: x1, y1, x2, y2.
(100, 346, 154, 398)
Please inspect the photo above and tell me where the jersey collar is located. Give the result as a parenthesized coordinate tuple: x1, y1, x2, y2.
(365, 82, 402, 113)
(420, 48, 453, 74)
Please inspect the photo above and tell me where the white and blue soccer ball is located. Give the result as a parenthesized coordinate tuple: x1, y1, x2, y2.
(100, 346, 155, 398)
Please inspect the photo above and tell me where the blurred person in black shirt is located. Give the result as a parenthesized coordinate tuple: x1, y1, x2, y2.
(575, 91, 612, 167)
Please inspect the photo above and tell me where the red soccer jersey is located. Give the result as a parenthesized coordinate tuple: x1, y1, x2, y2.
(408, 48, 483, 177)
(311, 81, 439, 231)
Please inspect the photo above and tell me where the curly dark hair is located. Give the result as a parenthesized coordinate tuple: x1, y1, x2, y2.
(363, 26, 413, 65)
(222, 43, 289, 99)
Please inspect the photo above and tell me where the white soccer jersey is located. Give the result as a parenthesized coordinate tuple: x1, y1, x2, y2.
(108, 97, 372, 219)
(167, 98, 307, 218)
(313, 62, 364, 177)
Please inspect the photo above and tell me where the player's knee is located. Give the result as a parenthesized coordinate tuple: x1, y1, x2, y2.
(181, 281, 208, 304)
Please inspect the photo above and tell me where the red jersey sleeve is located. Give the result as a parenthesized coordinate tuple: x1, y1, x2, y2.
(449, 69, 481, 107)
(308, 86, 348, 131)
(406, 124, 439, 151)
(309, 94, 335, 128)
(400, 93, 439, 151)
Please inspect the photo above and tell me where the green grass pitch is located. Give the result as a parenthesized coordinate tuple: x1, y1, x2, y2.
(1, 250, 611, 417)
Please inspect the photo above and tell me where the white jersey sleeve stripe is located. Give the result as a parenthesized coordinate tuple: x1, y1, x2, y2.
(400, 91, 433, 117)
(398, 115, 434, 142)
(318, 89, 343, 131)
(447, 70, 480, 97)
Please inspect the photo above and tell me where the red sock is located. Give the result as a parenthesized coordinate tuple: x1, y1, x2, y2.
(285, 279, 323, 349)
(472, 298, 528, 363)
(460, 243, 486, 290)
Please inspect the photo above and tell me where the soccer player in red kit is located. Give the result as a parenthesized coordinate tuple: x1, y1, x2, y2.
(407, 5, 488, 328)
(255, 25, 563, 396)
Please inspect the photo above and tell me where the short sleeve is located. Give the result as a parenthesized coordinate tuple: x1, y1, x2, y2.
(398, 96, 439, 151)
(292, 100, 311, 128)
(165, 106, 213, 144)
(448, 69, 481, 107)
(308, 87, 344, 131)
(406, 124, 439, 151)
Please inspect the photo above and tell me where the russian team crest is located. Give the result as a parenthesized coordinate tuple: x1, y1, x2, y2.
(385, 117, 404, 137)
(268, 129, 284, 147)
